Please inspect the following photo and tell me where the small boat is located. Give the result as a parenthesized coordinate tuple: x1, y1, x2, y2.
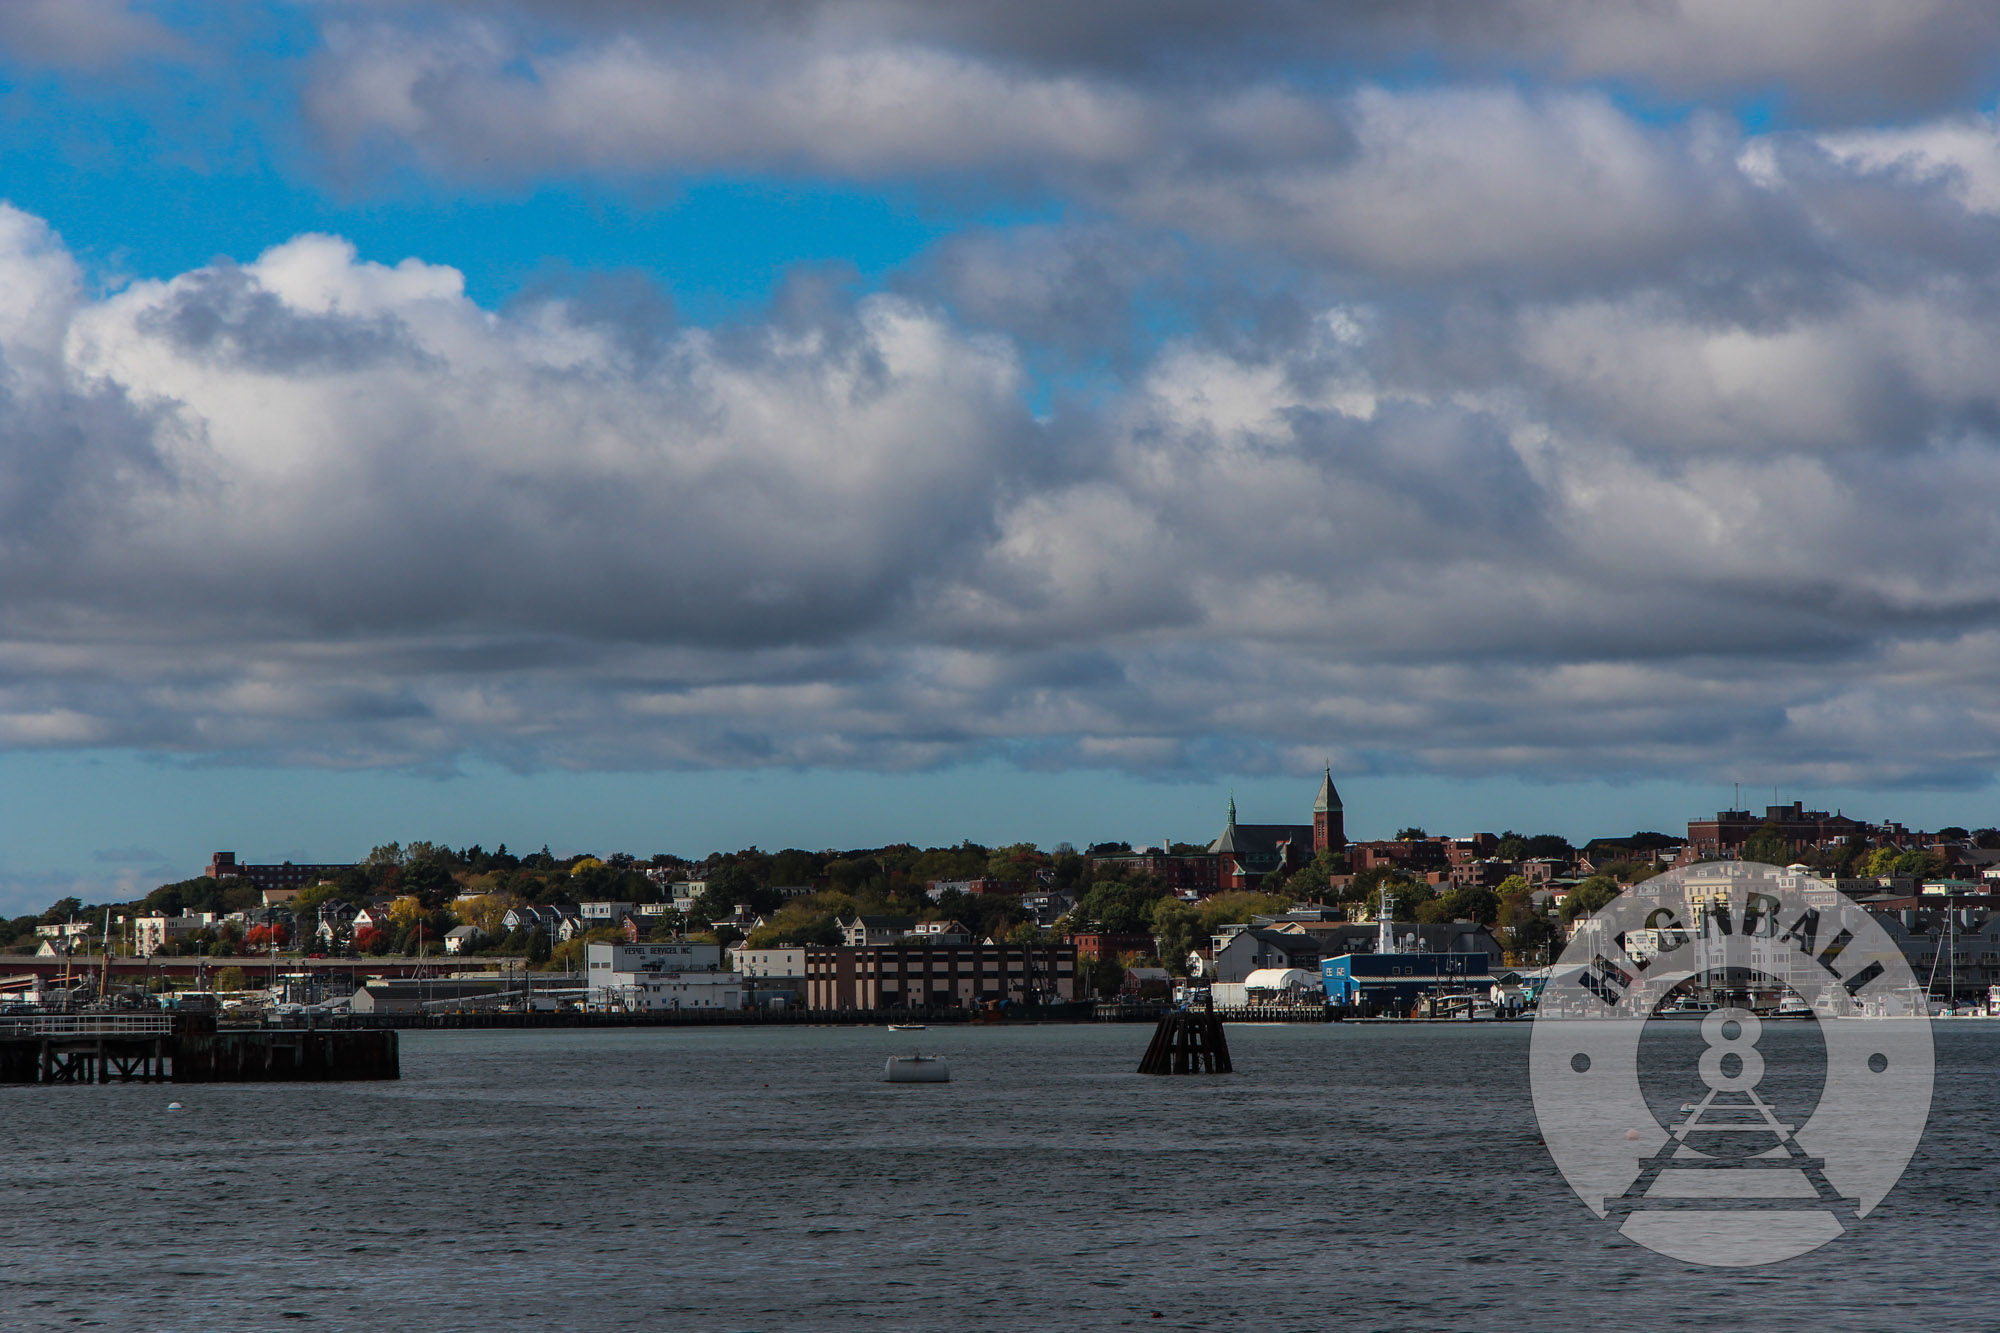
(1653, 997, 1719, 1018)
(1768, 995, 1814, 1020)
(884, 1054, 949, 1083)
(886, 1023, 927, 1031)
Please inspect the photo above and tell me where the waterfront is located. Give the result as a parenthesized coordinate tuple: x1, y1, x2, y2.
(2, 1023, 1994, 1332)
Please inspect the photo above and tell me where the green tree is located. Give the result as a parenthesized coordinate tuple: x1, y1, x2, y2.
(1563, 875, 1620, 920)
(525, 927, 552, 965)
(214, 966, 248, 992)
(1741, 822, 1790, 865)
(1075, 880, 1171, 934)
(1150, 897, 1200, 973)
(400, 859, 457, 911)
(1282, 848, 1347, 901)
(1394, 827, 1428, 842)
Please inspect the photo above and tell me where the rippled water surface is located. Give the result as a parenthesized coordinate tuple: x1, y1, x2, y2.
(2, 1022, 1993, 1331)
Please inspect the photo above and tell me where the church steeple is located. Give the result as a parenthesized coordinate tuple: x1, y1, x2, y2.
(1312, 768, 1346, 852)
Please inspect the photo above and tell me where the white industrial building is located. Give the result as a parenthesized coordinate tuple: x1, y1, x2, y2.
(587, 941, 740, 1012)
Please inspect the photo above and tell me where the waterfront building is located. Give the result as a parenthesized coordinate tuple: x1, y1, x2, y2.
(1317, 908, 1497, 1010)
(803, 941, 1077, 1009)
(586, 941, 738, 1011)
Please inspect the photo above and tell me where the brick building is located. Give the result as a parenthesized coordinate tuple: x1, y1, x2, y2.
(804, 942, 1077, 1010)
(1685, 804, 1893, 859)
(206, 852, 353, 893)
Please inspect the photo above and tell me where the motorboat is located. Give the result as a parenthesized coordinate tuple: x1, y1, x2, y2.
(886, 1023, 927, 1031)
(1653, 996, 1719, 1018)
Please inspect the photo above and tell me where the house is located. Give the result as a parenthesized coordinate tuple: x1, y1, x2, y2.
(1122, 966, 1173, 999)
(444, 925, 482, 955)
(909, 919, 975, 945)
(134, 913, 215, 956)
(579, 901, 636, 922)
(708, 904, 768, 934)
(352, 904, 398, 933)
(1210, 927, 1323, 984)
(840, 915, 918, 946)
(1019, 891, 1076, 927)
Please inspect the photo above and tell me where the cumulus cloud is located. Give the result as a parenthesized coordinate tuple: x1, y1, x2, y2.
(10, 4, 2000, 793)
(7, 186, 2000, 788)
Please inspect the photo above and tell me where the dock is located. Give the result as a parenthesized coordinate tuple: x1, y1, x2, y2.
(0, 1014, 397, 1084)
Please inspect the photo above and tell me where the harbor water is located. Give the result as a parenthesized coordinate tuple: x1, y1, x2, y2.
(2, 1022, 1994, 1331)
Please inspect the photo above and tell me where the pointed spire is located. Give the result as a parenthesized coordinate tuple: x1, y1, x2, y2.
(1227, 792, 1237, 826)
(1313, 767, 1342, 814)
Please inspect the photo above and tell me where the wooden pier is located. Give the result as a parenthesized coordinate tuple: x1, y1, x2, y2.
(1137, 1007, 1233, 1075)
(0, 1014, 397, 1084)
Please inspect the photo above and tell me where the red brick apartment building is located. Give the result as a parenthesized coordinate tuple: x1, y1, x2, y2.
(804, 942, 1077, 1010)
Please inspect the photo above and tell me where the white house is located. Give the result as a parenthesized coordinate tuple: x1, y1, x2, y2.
(443, 925, 482, 955)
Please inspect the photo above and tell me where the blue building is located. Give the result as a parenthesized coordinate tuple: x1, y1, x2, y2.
(1321, 951, 1495, 1009)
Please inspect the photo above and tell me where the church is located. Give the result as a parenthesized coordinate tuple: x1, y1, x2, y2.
(1086, 771, 1348, 894)
(1207, 771, 1346, 891)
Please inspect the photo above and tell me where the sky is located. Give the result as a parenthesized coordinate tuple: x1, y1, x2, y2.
(10, 3, 2000, 911)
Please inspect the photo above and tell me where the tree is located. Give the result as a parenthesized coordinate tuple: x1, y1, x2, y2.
(455, 894, 515, 936)
(526, 927, 552, 965)
(1419, 885, 1499, 926)
(1150, 898, 1200, 973)
(694, 861, 761, 923)
(400, 859, 457, 910)
(214, 966, 248, 992)
(244, 924, 289, 950)
(1893, 849, 1947, 880)
(1075, 880, 1171, 933)
(354, 926, 389, 955)
(1863, 846, 1901, 877)
(1563, 875, 1620, 920)
(1741, 822, 1790, 866)
(1282, 848, 1347, 901)
(366, 843, 406, 867)
(1395, 827, 1428, 842)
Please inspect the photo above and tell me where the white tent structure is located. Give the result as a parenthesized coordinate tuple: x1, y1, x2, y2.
(1210, 967, 1322, 1008)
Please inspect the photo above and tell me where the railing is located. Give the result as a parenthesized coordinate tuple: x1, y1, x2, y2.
(0, 1013, 174, 1037)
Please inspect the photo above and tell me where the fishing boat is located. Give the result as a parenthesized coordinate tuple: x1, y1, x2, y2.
(886, 1023, 926, 1031)
(883, 1054, 949, 1083)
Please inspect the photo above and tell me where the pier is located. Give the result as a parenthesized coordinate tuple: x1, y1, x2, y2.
(0, 1014, 398, 1083)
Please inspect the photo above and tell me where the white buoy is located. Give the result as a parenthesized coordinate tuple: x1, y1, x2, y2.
(166, 1102, 183, 1111)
